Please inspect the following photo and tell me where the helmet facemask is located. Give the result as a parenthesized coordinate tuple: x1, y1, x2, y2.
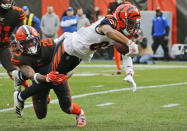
(121, 18, 140, 36)
(16, 25, 41, 55)
(114, 4, 141, 36)
(19, 36, 41, 55)
(0, 0, 14, 9)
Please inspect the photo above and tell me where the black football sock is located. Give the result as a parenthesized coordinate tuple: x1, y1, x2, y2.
(20, 83, 49, 100)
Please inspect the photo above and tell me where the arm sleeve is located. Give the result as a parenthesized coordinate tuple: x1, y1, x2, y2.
(164, 17, 169, 27)
(164, 17, 170, 36)
(11, 54, 22, 66)
(17, 9, 25, 25)
(33, 16, 41, 31)
(151, 19, 154, 36)
(165, 26, 170, 36)
(61, 16, 78, 27)
(18, 10, 25, 22)
(99, 17, 117, 29)
(152, 26, 154, 36)
(60, 17, 65, 27)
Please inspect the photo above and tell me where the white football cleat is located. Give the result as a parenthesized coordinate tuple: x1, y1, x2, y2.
(76, 109, 86, 127)
(124, 75, 136, 92)
(12, 70, 22, 91)
(14, 91, 24, 117)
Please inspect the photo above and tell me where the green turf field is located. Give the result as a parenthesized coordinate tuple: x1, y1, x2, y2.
(0, 61, 187, 131)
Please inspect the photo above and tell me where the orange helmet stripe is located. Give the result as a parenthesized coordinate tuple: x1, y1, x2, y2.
(117, 5, 127, 21)
(115, 4, 140, 21)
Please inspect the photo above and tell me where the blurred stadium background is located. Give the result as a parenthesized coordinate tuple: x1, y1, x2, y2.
(14, 0, 187, 60)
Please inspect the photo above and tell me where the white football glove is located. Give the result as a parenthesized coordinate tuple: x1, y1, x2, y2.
(126, 40, 139, 57)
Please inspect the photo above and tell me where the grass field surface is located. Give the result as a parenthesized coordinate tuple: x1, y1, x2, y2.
(0, 61, 187, 131)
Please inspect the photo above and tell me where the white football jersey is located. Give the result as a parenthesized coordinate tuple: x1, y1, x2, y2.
(63, 18, 114, 61)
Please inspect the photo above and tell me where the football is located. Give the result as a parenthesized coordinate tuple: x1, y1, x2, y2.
(113, 42, 129, 55)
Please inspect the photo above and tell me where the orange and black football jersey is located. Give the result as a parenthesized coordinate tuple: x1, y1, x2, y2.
(11, 39, 56, 70)
(99, 15, 119, 31)
(0, 6, 25, 47)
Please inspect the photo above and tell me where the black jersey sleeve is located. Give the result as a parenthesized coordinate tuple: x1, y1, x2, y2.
(40, 38, 56, 58)
(11, 52, 23, 66)
(99, 15, 118, 29)
(12, 6, 25, 25)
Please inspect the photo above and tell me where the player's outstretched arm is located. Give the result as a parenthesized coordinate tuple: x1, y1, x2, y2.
(19, 65, 46, 83)
(20, 65, 68, 85)
(99, 25, 138, 56)
(99, 25, 130, 46)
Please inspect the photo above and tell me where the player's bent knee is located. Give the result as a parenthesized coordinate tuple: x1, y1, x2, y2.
(61, 108, 71, 114)
(35, 111, 47, 119)
(33, 98, 48, 119)
(36, 114, 46, 119)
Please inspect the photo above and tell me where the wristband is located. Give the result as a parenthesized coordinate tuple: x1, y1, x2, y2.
(34, 73, 40, 84)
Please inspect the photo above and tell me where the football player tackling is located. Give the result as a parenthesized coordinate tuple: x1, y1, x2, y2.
(12, 25, 86, 127)
(13, 3, 140, 127)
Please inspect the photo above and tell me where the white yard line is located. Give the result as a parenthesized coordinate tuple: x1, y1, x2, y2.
(91, 85, 105, 88)
(0, 64, 187, 78)
(96, 102, 114, 107)
(73, 73, 115, 76)
(0, 72, 114, 77)
(0, 77, 9, 79)
(0, 82, 187, 113)
(73, 73, 101, 76)
(78, 64, 187, 69)
(161, 104, 179, 108)
(0, 73, 7, 75)
(25, 102, 32, 104)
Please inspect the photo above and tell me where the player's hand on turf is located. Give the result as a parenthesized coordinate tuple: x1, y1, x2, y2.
(45, 71, 68, 85)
